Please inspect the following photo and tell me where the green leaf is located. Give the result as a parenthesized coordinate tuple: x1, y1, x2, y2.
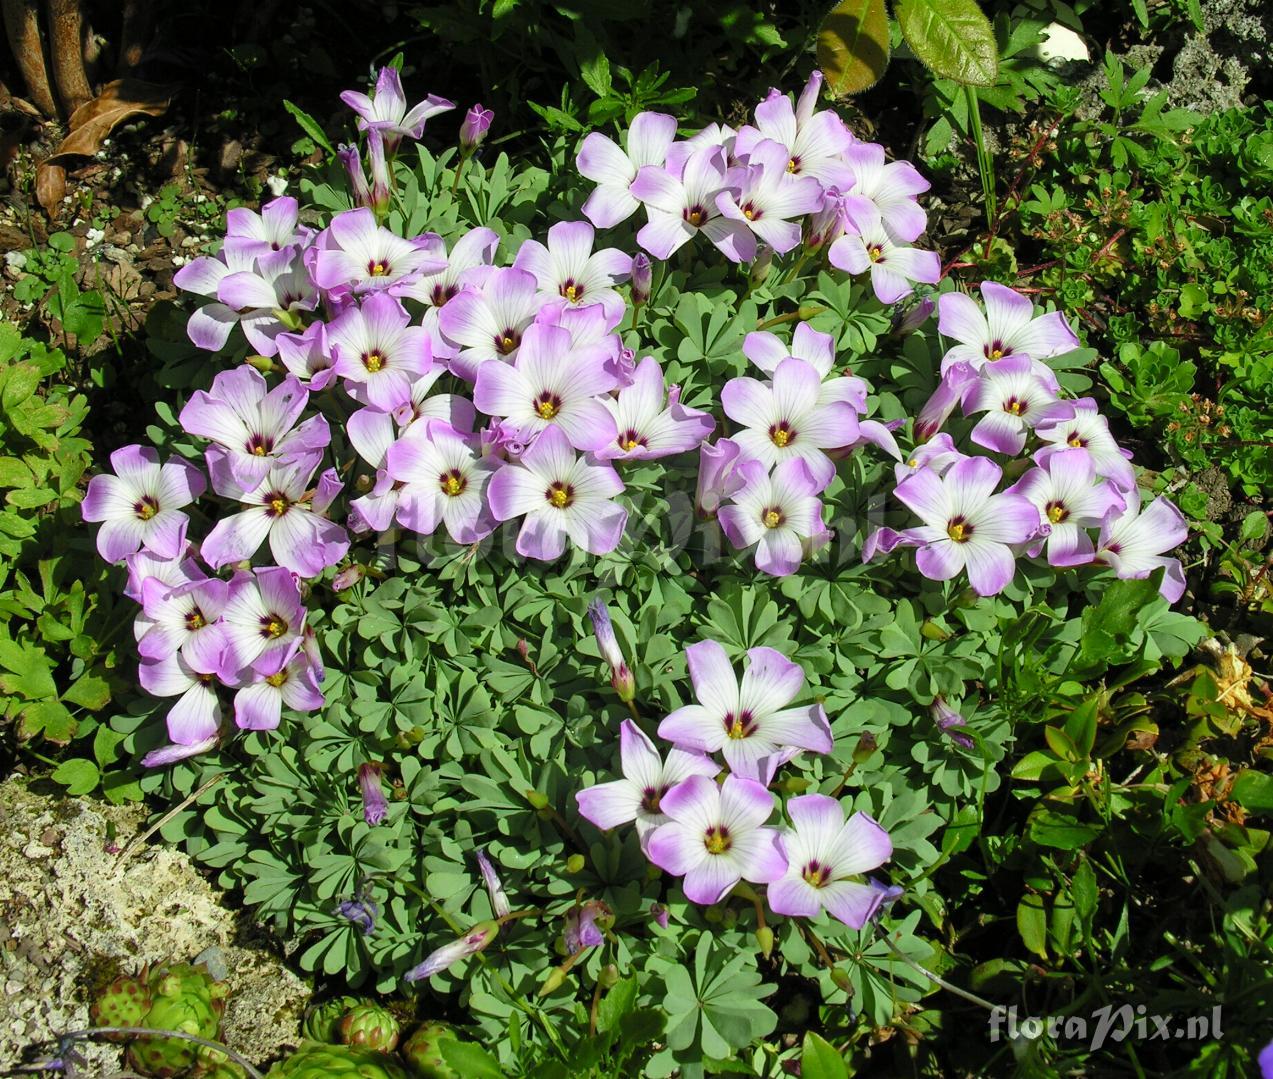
(63, 671, 111, 711)
(1028, 807, 1103, 850)
(597, 976, 638, 1034)
(52, 757, 100, 795)
(1017, 894, 1048, 959)
(895, 0, 999, 87)
(439, 1040, 505, 1077)
(283, 100, 336, 157)
(817, 0, 890, 96)
(801, 1031, 850, 1079)
(1230, 770, 1273, 814)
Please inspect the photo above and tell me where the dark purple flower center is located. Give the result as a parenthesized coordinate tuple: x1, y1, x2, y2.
(703, 824, 732, 855)
(494, 329, 521, 355)
(184, 607, 207, 632)
(984, 339, 1009, 360)
(867, 243, 885, 263)
(947, 515, 973, 543)
(259, 612, 289, 639)
(362, 349, 387, 373)
(367, 258, 391, 277)
(723, 709, 757, 739)
(802, 859, 832, 888)
(265, 491, 292, 517)
(618, 428, 647, 452)
(265, 669, 289, 687)
(534, 391, 562, 420)
(640, 785, 670, 814)
(432, 282, 459, 306)
(762, 506, 785, 529)
(741, 201, 763, 221)
(133, 495, 160, 521)
(1003, 395, 1028, 416)
(559, 278, 585, 303)
(1067, 431, 1087, 448)
(684, 204, 707, 228)
(768, 419, 796, 448)
(546, 481, 574, 509)
(787, 155, 801, 173)
(1046, 500, 1069, 524)
(247, 433, 275, 457)
(439, 469, 467, 497)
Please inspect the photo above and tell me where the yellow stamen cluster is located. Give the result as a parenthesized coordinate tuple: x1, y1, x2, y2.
(703, 826, 731, 855)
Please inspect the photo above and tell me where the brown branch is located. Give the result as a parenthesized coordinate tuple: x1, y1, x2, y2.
(48, 0, 92, 114)
(2, 0, 57, 116)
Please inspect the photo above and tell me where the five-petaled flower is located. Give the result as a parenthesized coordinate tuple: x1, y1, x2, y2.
(81, 445, 205, 564)
(658, 640, 833, 784)
(718, 458, 833, 578)
(767, 794, 893, 928)
(645, 774, 787, 905)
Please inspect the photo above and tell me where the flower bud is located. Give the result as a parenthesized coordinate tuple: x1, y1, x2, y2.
(650, 903, 670, 929)
(566, 854, 586, 874)
(931, 696, 974, 749)
(357, 762, 387, 826)
(538, 966, 568, 997)
(630, 253, 652, 305)
(598, 963, 620, 987)
(525, 789, 550, 810)
(475, 849, 510, 918)
(337, 143, 372, 209)
(755, 926, 774, 958)
(891, 296, 935, 337)
(749, 245, 774, 286)
(404, 921, 498, 982)
(332, 564, 365, 592)
(830, 967, 853, 994)
(587, 598, 636, 702)
(460, 104, 494, 155)
(245, 354, 276, 374)
(367, 129, 391, 222)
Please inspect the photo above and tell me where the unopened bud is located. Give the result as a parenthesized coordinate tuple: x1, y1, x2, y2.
(749, 245, 774, 286)
(355, 474, 374, 493)
(630, 253, 652, 305)
(566, 854, 585, 874)
(830, 967, 853, 994)
(525, 789, 550, 810)
(332, 564, 365, 591)
(852, 732, 878, 764)
(246, 354, 276, 374)
(460, 104, 494, 155)
(538, 966, 568, 997)
(611, 663, 636, 702)
(755, 926, 774, 958)
(920, 619, 950, 641)
(598, 963, 620, 987)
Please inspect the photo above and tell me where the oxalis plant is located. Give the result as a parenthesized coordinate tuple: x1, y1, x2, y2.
(80, 64, 1202, 1076)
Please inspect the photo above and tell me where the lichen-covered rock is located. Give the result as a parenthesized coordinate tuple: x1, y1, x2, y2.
(265, 1041, 412, 1079)
(337, 1001, 400, 1053)
(0, 776, 310, 1072)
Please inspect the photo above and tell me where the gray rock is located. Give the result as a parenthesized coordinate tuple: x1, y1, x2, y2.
(0, 776, 310, 1073)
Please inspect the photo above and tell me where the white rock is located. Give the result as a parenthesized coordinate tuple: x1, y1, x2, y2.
(265, 174, 289, 197)
(1034, 22, 1090, 64)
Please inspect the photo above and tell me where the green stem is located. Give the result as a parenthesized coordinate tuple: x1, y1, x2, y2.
(755, 305, 826, 331)
(881, 935, 999, 1013)
(451, 152, 471, 195)
(965, 85, 997, 236)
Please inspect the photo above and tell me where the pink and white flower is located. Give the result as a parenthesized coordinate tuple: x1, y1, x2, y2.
(874, 456, 1041, 596)
(81, 445, 205, 564)
(733, 72, 854, 189)
(172, 245, 263, 352)
(1033, 398, 1136, 492)
(839, 142, 930, 244)
(513, 220, 632, 323)
(138, 648, 223, 749)
(939, 282, 1079, 374)
(486, 425, 628, 560)
(716, 139, 824, 255)
(576, 111, 679, 228)
(630, 146, 756, 263)
(1094, 496, 1188, 601)
(309, 208, 446, 296)
(695, 438, 765, 519)
(136, 577, 230, 672)
(658, 640, 833, 782)
(473, 323, 619, 451)
(645, 774, 787, 905)
(217, 566, 306, 680)
(232, 647, 323, 731)
(960, 354, 1069, 456)
(828, 204, 941, 304)
(214, 246, 318, 356)
(719, 458, 833, 578)
(596, 357, 715, 461)
(201, 451, 348, 578)
(767, 795, 893, 927)
(275, 323, 337, 391)
(223, 196, 313, 259)
(385, 420, 499, 543)
(575, 719, 720, 845)
(722, 357, 860, 487)
(438, 266, 543, 381)
(340, 66, 454, 151)
(179, 366, 330, 490)
(328, 292, 435, 410)
(1007, 448, 1125, 566)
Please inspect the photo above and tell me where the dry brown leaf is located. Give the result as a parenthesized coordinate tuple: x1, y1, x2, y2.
(36, 162, 66, 218)
(45, 78, 174, 164)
